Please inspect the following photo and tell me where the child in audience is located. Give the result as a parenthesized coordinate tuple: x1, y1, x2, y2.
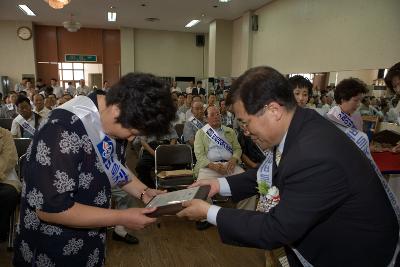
(288, 75, 313, 108)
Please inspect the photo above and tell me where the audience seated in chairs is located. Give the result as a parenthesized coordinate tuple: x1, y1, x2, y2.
(194, 106, 256, 214)
(135, 126, 178, 188)
(11, 95, 42, 138)
(0, 127, 20, 242)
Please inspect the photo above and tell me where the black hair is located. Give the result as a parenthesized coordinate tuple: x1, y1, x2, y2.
(227, 66, 297, 114)
(103, 80, 108, 84)
(16, 95, 31, 106)
(33, 93, 44, 100)
(45, 86, 54, 95)
(51, 78, 57, 82)
(19, 91, 27, 97)
(361, 96, 370, 105)
(385, 62, 400, 93)
(106, 72, 176, 136)
(288, 75, 313, 97)
(197, 81, 202, 85)
(334, 78, 368, 104)
(68, 82, 72, 85)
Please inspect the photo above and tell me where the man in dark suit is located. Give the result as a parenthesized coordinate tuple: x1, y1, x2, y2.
(178, 66, 399, 266)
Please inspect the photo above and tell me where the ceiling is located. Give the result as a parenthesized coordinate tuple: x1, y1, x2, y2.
(0, 0, 272, 33)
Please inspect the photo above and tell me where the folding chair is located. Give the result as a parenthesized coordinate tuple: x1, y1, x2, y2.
(362, 115, 380, 141)
(7, 139, 31, 250)
(174, 123, 184, 143)
(0, 118, 13, 131)
(154, 144, 195, 190)
(7, 153, 26, 251)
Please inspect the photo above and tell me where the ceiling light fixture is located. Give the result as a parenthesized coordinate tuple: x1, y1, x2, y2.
(17, 5, 36, 16)
(63, 14, 81, 32)
(219, 0, 231, 2)
(44, 0, 71, 10)
(185, 20, 200, 28)
(108, 12, 117, 22)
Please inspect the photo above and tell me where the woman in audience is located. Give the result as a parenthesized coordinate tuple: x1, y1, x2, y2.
(327, 78, 367, 131)
(385, 62, 400, 106)
(0, 127, 20, 242)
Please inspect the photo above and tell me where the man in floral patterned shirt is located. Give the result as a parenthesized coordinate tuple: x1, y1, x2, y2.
(13, 73, 176, 266)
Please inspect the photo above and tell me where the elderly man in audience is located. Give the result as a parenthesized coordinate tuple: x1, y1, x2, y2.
(183, 100, 206, 146)
(0, 91, 18, 119)
(220, 99, 234, 128)
(76, 79, 91, 96)
(11, 95, 42, 138)
(135, 127, 178, 188)
(194, 106, 243, 182)
(185, 95, 201, 121)
(0, 127, 20, 242)
(14, 78, 27, 93)
(33, 93, 50, 119)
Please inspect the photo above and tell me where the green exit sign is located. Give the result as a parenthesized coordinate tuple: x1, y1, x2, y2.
(65, 54, 97, 62)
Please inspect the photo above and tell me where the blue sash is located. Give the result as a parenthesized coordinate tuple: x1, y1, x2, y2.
(201, 124, 233, 154)
(188, 116, 204, 130)
(59, 96, 131, 187)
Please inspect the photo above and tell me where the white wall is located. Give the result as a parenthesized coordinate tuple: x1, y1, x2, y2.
(333, 69, 379, 85)
(251, 0, 400, 74)
(0, 20, 36, 90)
(131, 29, 208, 79)
(120, 27, 135, 76)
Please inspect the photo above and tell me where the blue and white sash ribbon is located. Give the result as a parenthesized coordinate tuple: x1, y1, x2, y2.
(201, 124, 233, 154)
(59, 96, 131, 187)
(327, 105, 357, 129)
(256, 150, 274, 188)
(188, 116, 204, 130)
(15, 114, 35, 136)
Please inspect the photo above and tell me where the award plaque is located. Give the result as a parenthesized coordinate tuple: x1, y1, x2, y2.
(146, 185, 210, 217)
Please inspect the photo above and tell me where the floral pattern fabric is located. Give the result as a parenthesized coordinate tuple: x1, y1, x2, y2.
(13, 93, 127, 267)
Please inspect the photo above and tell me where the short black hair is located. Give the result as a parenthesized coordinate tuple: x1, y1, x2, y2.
(16, 95, 31, 106)
(197, 81, 202, 85)
(19, 91, 27, 97)
(334, 78, 368, 104)
(227, 66, 296, 114)
(33, 93, 44, 100)
(385, 62, 400, 93)
(288, 75, 313, 97)
(106, 72, 176, 136)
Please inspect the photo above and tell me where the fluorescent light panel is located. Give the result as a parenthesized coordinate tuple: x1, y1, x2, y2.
(185, 20, 200, 28)
(108, 12, 117, 22)
(18, 4, 36, 16)
(219, 0, 231, 2)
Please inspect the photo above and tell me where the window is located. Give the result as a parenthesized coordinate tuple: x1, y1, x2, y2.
(59, 62, 85, 88)
(289, 73, 315, 81)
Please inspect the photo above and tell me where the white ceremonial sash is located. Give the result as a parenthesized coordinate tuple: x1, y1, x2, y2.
(326, 105, 357, 129)
(58, 96, 131, 187)
(201, 124, 233, 154)
(15, 115, 35, 136)
(6, 104, 14, 110)
(188, 116, 204, 130)
(327, 118, 400, 267)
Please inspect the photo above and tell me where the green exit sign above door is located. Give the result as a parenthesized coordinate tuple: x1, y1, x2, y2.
(65, 54, 97, 62)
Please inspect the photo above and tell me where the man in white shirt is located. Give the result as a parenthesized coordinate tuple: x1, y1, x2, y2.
(14, 78, 27, 93)
(65, 82, 76, 96)
(76, 79, 91, 96)
(186, 81, 195, 94)
(51, 78, 64, 99)
(33, 93, 51, 119)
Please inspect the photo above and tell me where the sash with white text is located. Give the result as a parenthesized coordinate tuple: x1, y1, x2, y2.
(15, 114, 35, 136)
(58, 96, 131, 187)
(201, 124, 233, 154)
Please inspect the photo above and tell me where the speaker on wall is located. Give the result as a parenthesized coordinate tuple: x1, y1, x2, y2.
(377, 69, 385, 79)
(196, 34, 205, 47)
(251, 15, 258, 31)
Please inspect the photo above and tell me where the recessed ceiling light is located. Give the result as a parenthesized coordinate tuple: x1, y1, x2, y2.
(18, 4, 36, 16)
(108, 12, 117, 22)
(185, 20, 200, 28)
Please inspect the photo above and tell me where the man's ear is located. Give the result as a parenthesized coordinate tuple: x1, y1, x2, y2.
(110, 105, 121, 121)
(268, 102, 284, 121)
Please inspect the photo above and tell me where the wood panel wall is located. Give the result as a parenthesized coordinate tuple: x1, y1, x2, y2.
(34, 25, 120, 87)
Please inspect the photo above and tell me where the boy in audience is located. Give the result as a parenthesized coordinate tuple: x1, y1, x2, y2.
(288, 75, 313, 108)
(11, 95, 42, 138)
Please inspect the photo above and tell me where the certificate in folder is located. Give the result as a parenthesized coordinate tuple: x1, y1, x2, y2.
(146, 185, 210, 217)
